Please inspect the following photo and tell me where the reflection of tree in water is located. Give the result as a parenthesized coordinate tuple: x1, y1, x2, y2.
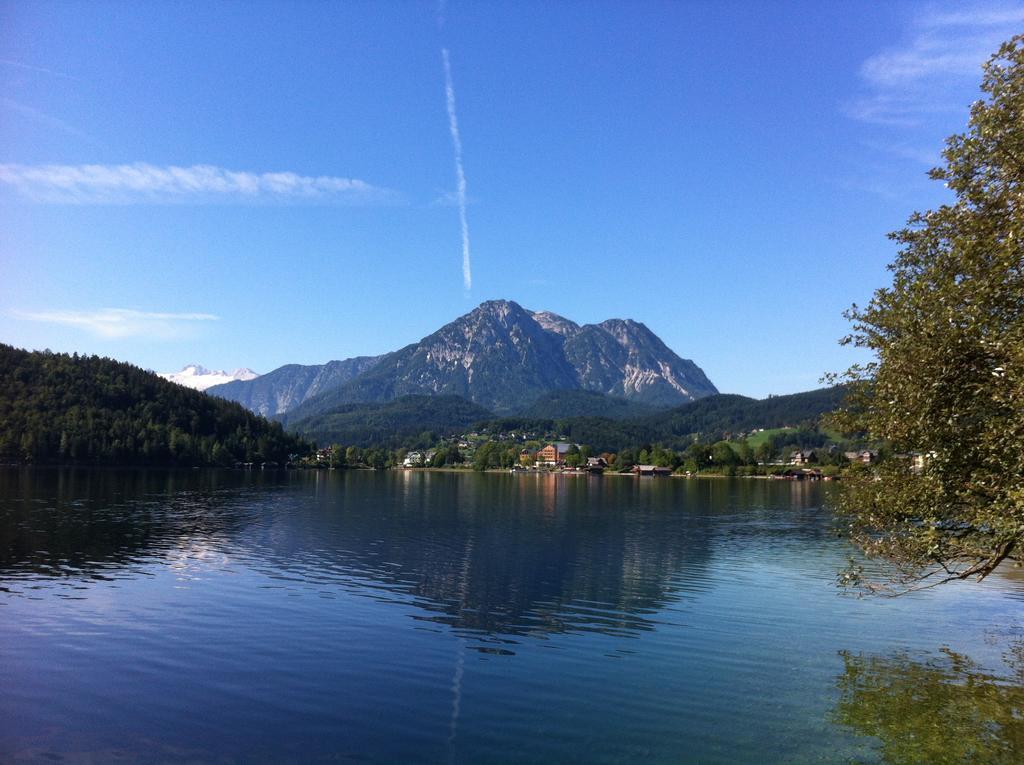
(0, 468, 268, 586)
(834, 644, 1024, 765)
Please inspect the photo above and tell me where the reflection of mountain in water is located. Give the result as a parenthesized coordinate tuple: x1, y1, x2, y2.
(242, 472, 826, 639)
(293, 472, 720, 637)
(0, 468, 828, 641)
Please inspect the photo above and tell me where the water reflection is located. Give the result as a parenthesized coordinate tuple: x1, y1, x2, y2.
(834, 644, 1024, 764)
(222, 471, 731, 639)
(0, 468, 298, 589)
(4, 468, 1023, 764)
(0, 468, 825, 639)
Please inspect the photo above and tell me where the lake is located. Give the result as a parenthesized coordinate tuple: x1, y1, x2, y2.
(1, 468, 1021, 764)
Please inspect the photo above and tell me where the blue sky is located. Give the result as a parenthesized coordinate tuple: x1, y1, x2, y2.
(2, 1, 1022, 397)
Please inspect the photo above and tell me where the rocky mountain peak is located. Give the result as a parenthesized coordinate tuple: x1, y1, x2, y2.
(216, 300, 718, 417)
(598, 318, 651, 343)
(470, 298, 525, 320)
(531, 310, 581, 337)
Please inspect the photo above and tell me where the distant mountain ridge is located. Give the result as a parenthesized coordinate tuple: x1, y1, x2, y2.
(207, 356, 381, 417)
(159, 364, 259, 391)
(210, 300, 718, 419)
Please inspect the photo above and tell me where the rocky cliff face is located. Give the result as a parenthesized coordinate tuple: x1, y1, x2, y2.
(330, 301, 580, 411)
(207, 356, 381, 416)
(277, 300, 717, 421)
(563, 317, 718, 407)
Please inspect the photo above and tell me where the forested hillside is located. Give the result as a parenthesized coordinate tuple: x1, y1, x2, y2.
(515, 390, 659, 420)
(478, 386, 848, 452)
(286, 384, 848, 452)
(639, 386, 848, 440)
(0, 344, 309, 466)
(286, 386, 845, 452)
(289, 395, 493, 449)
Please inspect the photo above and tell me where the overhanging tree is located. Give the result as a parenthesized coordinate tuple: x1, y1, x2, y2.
(831, 35, 1024, 591)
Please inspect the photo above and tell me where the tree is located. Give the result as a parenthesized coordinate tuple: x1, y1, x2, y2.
(329, 444, 345, 468)
(563, 444, 581, 468)
(473, 442, 497, 471)
(684, 442, 712, 472)
(346, 446, 362, 466)
(831, 36, 1024, 591)
(735, 440, 754, 466)
(365, 448, 387, 470)
(448, 445, 464, 465)
(710, 441, 738, 468)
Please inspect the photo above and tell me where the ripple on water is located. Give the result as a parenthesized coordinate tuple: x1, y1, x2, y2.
(1, 468, 1021, 764)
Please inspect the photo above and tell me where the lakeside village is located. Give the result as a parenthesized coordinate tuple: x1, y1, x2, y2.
(291, 426, 922, 480)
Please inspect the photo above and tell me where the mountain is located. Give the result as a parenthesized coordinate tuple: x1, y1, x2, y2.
(289, 395, 494, 449)
(207, 356, 381, 417)
(159, 364, 259, 391)
(561, 319, 716, 407)
(279, 300, 717, 421)
(0, 344, 308, 466)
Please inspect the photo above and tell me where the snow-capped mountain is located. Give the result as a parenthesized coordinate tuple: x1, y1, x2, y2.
(159, 364, 260, 391)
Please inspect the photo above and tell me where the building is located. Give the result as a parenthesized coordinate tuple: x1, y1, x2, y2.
(402, 450, 436, 468)
(633, 464, 672, 476)
(536, 442, 574, 466)
(843, 449, 878, 464)
(772, 468, 823, 480)
(790, 450, 817, 465)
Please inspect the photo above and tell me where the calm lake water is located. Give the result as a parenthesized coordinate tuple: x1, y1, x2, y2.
(1, 468, 1021, 764)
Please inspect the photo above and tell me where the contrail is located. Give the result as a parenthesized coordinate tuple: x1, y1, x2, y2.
(442, 48, 471, 291)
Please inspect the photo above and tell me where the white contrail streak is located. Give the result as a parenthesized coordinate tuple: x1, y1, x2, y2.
(442, 48, 472, 291)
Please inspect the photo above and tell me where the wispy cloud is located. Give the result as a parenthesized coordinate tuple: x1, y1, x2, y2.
(442, 49, 472, 291)
(847, 3, 1024, 126)
(433, 189, 460, 207)
(2, 98, 95, 143)
(859, 139, 941, 168)
(0, 58, 78, 80)
(11, 308, 220, 339)
(0, 162, 397, 204)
